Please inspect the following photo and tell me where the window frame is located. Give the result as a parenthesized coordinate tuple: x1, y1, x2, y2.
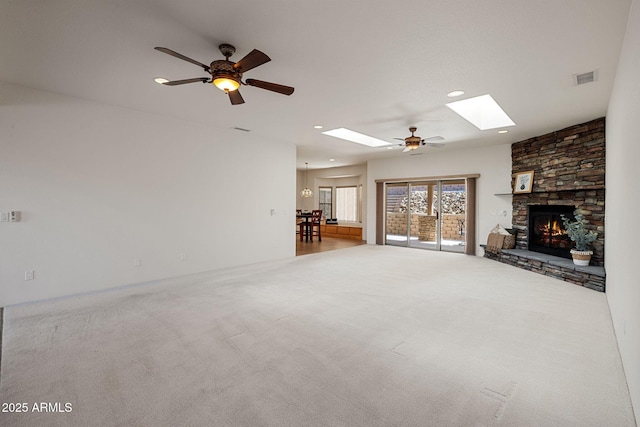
(318, 186, 333, 219)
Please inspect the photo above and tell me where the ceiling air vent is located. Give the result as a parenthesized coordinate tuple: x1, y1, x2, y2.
(233, 126, 251, 132)
(573, 70, 597, 86)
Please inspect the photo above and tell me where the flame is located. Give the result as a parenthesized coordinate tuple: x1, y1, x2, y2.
(534, 216, 570, 248)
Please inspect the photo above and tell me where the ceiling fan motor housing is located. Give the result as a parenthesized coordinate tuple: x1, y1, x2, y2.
(209, 60, 242, 86)
(404, 127, 422, 150)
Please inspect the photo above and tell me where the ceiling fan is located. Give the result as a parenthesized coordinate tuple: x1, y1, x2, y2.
(393, 127, 445, 152)
(154, 44, 294, 105)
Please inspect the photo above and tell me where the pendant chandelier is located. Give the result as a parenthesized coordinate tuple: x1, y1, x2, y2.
(300, 162, 313, 198)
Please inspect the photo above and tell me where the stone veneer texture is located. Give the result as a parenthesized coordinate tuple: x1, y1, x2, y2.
(511, 117, 605, 266)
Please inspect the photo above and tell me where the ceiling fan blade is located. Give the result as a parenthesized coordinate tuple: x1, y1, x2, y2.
(228, 89, 245, 105)
(377, 143, 403, 149)
(245, 79, 294, 95)
(155, 47, 210, 71)
(403, 147, 411, 152)
(233, 49, 271, 73)
(426, 142, 446, 148)
(163, 77, 209, 86)
(424, 136, 445, 142)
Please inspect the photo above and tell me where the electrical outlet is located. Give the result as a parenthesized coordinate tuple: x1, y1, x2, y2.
(25, 270, 35, 281)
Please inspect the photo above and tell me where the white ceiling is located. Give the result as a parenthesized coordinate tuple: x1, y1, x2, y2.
(0, 0, 632, 170)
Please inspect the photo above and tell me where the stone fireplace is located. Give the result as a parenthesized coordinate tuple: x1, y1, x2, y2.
(511, 117, 605, 266)
(484, 117, 606, 291)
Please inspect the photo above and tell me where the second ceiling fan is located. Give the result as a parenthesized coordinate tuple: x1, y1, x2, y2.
(394, 127, 445, 152)
(155, 43, 294, 105)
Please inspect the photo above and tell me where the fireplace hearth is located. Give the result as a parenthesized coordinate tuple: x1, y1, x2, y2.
(528, 205, 575, 259)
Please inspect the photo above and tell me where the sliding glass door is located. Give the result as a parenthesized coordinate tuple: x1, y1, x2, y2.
(408, 181, 439, 250)
(438, 180, 466, 253)
(384, 179, 467, 253)
(385, 183, 409, 247)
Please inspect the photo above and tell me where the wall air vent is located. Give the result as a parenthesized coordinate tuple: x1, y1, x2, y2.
(573, 70, 597, 85)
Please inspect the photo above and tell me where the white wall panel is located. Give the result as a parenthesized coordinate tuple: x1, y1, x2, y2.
(0, 83, 295, 306)
(605, 0, 640, 413)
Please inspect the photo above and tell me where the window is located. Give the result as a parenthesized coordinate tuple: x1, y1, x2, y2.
(319, 187, 332, 219)
(336, 186, 358, 222)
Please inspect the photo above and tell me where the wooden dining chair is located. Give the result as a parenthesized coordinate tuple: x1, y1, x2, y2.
(296, 209, 303, 235)
(308, 209, 323, 242)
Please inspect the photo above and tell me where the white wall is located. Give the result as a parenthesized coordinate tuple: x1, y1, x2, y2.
(366, 144, 513, 251)
(605, 0, 640, 414)
(0, 82, 296, 307)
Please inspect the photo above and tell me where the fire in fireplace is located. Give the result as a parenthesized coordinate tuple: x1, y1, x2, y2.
(528, 205, 575, 259)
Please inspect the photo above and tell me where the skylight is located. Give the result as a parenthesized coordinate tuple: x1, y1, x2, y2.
(322, 128, 390, 147)
(446, 94, 515, 130)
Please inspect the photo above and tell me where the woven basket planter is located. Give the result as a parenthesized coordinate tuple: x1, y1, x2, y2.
(503, 234, 516, 249)
(570, 249, 593, 266)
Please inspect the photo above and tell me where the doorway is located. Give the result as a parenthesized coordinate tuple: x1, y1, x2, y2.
(384, 179, 467, 253)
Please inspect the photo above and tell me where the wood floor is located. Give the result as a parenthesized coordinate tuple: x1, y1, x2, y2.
(296, 235, 366, 256)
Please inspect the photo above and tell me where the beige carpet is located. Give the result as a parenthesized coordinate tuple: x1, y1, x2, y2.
(0, 245, 635, 426)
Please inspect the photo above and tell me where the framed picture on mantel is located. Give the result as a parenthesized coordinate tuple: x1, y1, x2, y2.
(513, 170, 534, 194)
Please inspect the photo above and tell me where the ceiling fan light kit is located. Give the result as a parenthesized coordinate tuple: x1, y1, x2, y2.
(213, 77, 240, 92)
(155, 43, 294, 105)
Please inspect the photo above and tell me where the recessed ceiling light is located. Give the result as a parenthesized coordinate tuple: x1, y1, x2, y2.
(314, 125, 323, 129)
(447, 90, 465, 97)
(154, 77, 169, 84)
(446, 94, 515, 130)
(387, 146, 395, 150)
(329, 158, 335, 162)
(321, 128, 391, 147)
(498, 130, 508, 134)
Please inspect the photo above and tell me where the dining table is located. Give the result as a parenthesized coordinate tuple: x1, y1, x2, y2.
(296, 212, 313, 242)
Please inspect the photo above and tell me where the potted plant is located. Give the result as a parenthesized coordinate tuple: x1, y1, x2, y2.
(561, 209, 598, 266)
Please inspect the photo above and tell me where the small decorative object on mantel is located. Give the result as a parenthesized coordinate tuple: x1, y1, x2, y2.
(513, 170, 534, 194)
(561, 209, 598, 266)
